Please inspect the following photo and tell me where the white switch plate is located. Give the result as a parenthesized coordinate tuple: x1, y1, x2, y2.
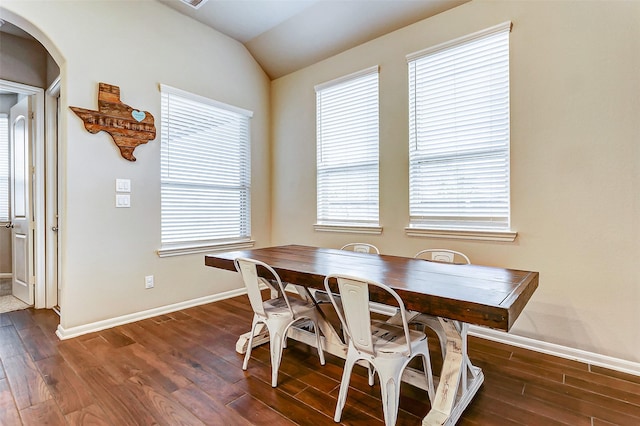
(145, 275, 154, 289)
(116, 178, 131, 193)
(116, 194, 131, 208)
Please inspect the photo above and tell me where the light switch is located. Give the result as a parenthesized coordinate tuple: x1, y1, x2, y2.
(116, 178, 131, 193)
(116, 194, 131, 208)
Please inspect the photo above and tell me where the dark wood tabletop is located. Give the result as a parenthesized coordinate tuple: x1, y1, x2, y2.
(205, 245, 539, 331)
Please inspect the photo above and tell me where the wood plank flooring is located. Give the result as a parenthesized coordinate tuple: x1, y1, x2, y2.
(0, 295, 639, 425)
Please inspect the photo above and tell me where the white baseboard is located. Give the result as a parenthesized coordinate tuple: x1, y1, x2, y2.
(468, 326, 640, 377)
(55, 286, 640, 378)
(0, 273, 11, 279)
(367, 302, 640, 377)
(55, 287, 248, 340)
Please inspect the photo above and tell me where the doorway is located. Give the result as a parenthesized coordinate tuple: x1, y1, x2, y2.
(0, 78, 59, 312)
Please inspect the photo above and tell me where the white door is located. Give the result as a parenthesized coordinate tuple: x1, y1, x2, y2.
(10, 97, 34, 305)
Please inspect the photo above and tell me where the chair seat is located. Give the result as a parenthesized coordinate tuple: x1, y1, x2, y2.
(371, 320, 427, 356)
(264, 296, 316, 317)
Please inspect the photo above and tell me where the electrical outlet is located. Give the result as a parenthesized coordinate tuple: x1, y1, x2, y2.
(145, 275, 154, 289)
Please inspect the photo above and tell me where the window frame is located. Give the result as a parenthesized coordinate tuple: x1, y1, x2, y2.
(314, 66, 382, 235)
(405, 22, 517, 242)
(157, 84, 254, 257)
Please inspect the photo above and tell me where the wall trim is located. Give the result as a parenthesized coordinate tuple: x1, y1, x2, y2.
(0, 273, 11, 279)
(55, 287, 640, 377)
(314, 224, 383, 235)
(468, 325, 640, 377)
(157, 239, 255, 258)
(55, 287, 249, 340)
(368, 302, 640, 377)
(404, 227, 517, 242)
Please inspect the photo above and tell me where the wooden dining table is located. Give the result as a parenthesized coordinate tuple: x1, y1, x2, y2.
(205, 245, 539, 425)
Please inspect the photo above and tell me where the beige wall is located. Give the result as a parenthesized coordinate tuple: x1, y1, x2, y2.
(271, 0, 640, 363)
(1, 1, 271, 330)
(0, 31, 52, 88)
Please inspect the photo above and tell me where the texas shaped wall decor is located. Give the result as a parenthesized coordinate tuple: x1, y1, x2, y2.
(70, 83, 156, 161)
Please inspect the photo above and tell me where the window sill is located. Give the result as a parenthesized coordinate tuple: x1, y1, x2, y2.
(314, 224, 383, 235)
(404, 227, 517, 242)
(157, 239, 255, 258)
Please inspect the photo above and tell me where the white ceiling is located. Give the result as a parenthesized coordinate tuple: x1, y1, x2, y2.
(157, 0, 469, 79)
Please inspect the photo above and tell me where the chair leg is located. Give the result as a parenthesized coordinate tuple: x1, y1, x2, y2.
(312, 319, 326, 366)
(375, 360, 405, 426)
(243, 318, 260, 371)
(268, 326, 286, 387)
(334, 353, 357, 422)
(422, 352, 436, 404)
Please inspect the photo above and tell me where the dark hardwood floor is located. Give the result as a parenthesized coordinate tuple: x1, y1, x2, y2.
(0, 294, 639, 425)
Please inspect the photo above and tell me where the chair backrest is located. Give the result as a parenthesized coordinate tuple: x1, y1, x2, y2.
(234, 257, 291, 317)
(414, 249, 470, 264)
(324, 274, 412, 357)
(340, 243, 380, 254)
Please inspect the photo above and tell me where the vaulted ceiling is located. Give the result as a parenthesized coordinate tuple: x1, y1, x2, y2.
(157, 0, 469, 79)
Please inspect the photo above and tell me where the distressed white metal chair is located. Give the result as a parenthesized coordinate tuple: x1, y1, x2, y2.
(340, 242, 380, 254)
(414, 248, 470, 265)
(324, 274, 435, 426)
(412, 249, 471, 359)
(234, 257, 325, 387)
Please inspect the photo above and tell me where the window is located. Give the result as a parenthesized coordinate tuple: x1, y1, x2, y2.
(159, 85, 253, 256)
(407, 22, 512, 235)
(0, 114, 8, 222)
(315, 66, 380, 232)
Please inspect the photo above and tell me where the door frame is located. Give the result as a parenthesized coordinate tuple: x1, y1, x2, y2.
(45, 77, 60, 309)
(0, 79, 46, 309)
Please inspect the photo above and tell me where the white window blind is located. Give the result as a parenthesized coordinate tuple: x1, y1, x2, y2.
(315, 66, 379, 227)
(0, 114, 8, 222)
(160, 85, 252, 248)
(408, 22, 511, 231)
